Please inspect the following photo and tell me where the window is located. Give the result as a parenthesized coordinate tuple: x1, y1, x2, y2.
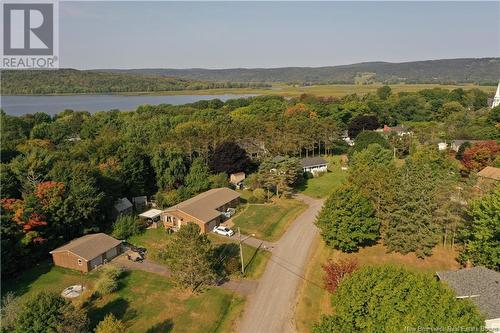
(77, 259, 83, 266)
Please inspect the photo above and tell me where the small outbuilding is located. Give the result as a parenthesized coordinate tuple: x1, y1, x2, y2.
(300, 157, 328, 175)
(50, 233, 123, 272)
(113, 197, 133, 217)
(437, 267, 500, 331)
(229, 172, 246, 189)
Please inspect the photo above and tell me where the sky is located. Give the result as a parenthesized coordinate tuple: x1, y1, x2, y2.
(60, 1, 500, 69)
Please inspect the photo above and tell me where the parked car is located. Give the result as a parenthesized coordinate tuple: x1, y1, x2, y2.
(213, 226, 235, 237)
(222, 208, 236, 219)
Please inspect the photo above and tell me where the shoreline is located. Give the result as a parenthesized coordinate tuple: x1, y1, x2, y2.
(1, 83, 495, 98)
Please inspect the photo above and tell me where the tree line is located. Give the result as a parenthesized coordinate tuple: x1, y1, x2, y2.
(1, 86, 498, 279)
(1, 69, 270, 95)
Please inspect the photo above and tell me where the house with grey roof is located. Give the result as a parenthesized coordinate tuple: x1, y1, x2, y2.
(437, 267, 500, 331)
(301, 157, 328, 175)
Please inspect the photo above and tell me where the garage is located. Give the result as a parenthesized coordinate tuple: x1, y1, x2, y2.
(89, 255, 103, 269)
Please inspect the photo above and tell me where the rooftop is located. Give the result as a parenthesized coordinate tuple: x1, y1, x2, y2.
(50, 233, 122, 261)
(477, 166, 500, 181)
(114, 197, 133, 212)
(300, 157, 328, 168)
(437, 267, 500, 320)
(165, 187, 240, 223)
(139, 208, 163, 219)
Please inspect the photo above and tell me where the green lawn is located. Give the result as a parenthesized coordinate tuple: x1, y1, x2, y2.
(128, 227, 170, 263)
(3, 264, 244, 333)
(208, 234, 271, 280)
(232, 198, 307, 242)
(297, 156, 347, 198)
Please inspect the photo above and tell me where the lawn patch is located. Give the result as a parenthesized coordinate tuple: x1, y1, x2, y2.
(297, 156, 347, 198)
(232, 198, 307, 242)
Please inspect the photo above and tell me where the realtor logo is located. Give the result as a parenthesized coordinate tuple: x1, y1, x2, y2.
(1, 0, 59, 69)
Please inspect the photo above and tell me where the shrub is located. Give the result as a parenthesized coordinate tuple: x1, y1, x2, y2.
(1, 292, 20, 332)
(14, 291, 68, 333)
(252, 188, 267, 203)
(95, 314, 125, 333)
(322, 258, 358, 293)
(111, 215, 145, 240)
(95, 266, 124, 296)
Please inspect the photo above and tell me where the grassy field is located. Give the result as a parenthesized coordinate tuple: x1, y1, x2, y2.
(118, 83, 496, 98)
(2, 263, 244, 333)
(297, 156, 347, 198)
(232, 198, 308, 242)
(294, 239, 460, 333)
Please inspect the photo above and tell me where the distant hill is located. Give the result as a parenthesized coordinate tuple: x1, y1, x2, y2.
(100, 58, 500, 85)
(0, 69, 269, 95)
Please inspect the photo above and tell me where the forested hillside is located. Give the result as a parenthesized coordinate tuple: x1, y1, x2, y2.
(1, 86, 499, 278)
(0, 69, 270, 95)
(104, 58, 500, 84)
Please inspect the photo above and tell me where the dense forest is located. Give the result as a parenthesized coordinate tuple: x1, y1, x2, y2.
(0, 69, 270, 95)
(1, 86, 499, 278)
(104, 58, 500, 84)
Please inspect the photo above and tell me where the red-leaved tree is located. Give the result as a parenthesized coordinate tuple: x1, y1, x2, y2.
(461, 141, 499, 171)
(322, 258, 358, 293)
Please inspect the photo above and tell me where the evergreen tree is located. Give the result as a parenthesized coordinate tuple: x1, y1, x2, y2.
(160, 223, 216, 291)
(316, 185, 379, 252)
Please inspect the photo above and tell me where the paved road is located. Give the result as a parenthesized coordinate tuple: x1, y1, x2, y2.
(238, 194, 324, 333)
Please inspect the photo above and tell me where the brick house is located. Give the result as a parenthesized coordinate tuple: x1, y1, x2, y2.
(50, 233, 123, 272)
(162, 188, 240, 233)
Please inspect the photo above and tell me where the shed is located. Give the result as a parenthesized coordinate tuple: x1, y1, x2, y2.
(50, 233, 122, 272)
(230, 172, 246, 189)
(114, 197, 133, 217)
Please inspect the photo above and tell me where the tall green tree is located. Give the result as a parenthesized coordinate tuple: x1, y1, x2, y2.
(184, 158, 211, 195)
(160, 223, 216, 291)
(313, 266, 484, 333)
(151, 146, 186, 190)
(258, 156, 301, 197)
(459, 187, 500, 270)
(316, 185, 379, 252)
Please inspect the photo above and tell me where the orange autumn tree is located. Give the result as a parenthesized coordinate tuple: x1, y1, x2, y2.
(461, 141, 499, 171)
(284, 103, 317, 118)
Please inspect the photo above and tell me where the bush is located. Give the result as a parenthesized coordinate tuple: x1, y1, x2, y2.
(111, 215, 145, 240)
(1, 292, 20, 332)
(95, 266, 124, 296)
(252, 188, 267, 203)
(95, 314, 125, 333)
(322, 258, 358, 293)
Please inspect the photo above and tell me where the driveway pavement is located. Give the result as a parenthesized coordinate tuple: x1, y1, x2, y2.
(111, 251, 171, 277)
(238, 194, 324, 333)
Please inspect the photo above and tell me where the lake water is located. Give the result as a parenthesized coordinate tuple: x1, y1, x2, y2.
(0, 94, 257, 116)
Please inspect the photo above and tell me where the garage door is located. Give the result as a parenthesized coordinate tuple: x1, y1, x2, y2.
(105, 247, 118, 260)
(89, 256, 103, 269)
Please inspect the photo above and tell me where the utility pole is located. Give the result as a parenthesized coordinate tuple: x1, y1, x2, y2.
(238, 227, 255, 275)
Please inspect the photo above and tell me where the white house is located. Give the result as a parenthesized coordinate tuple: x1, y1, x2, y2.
(300, 157, 328, 175)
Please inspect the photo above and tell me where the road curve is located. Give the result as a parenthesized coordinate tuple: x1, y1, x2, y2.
(238, 194, 324, 333)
